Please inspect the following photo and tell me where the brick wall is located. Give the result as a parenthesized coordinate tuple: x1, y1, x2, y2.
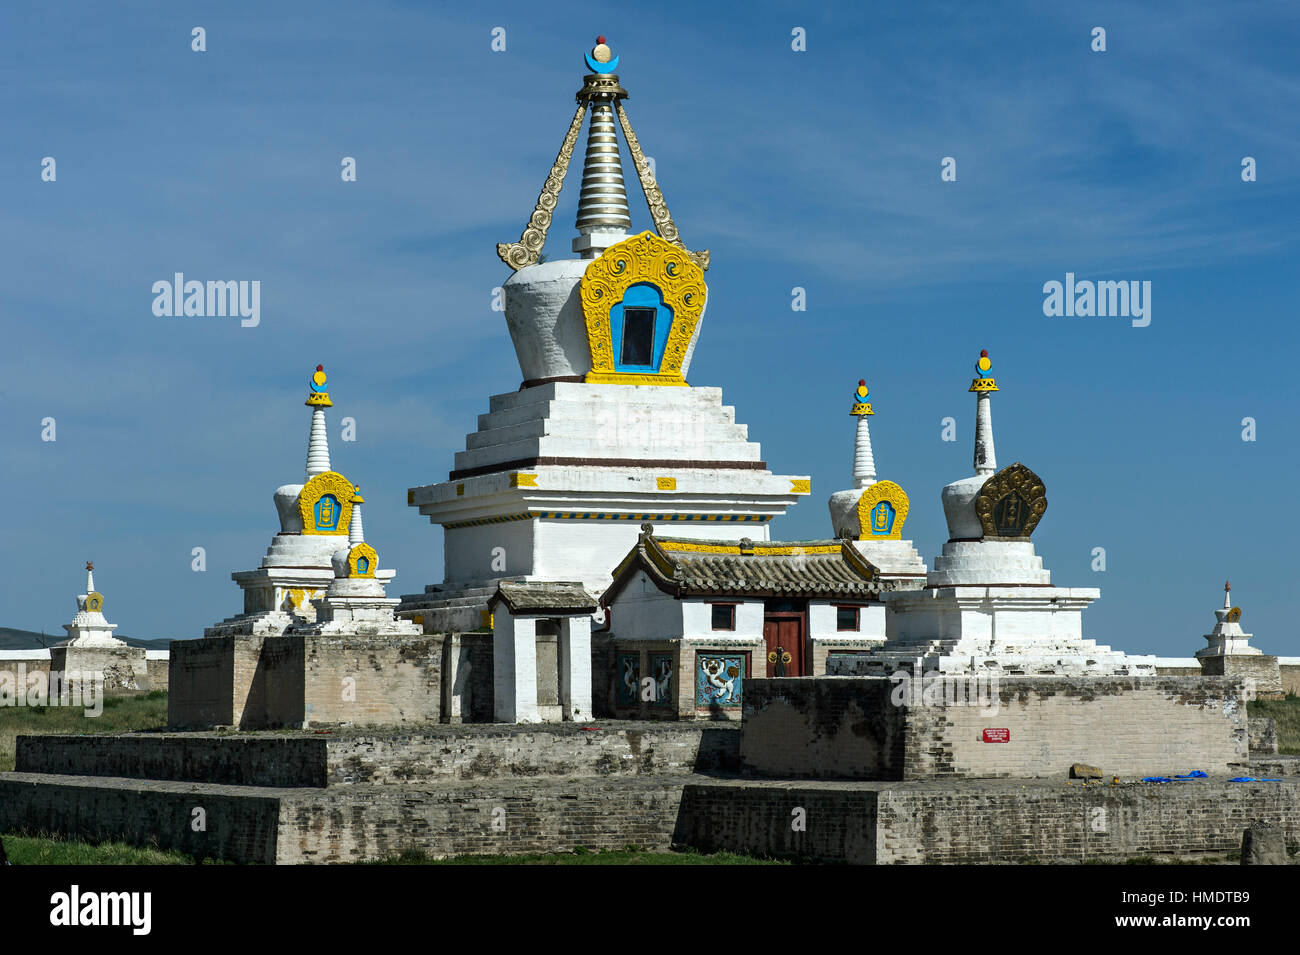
(741, 676, 1248, 780)
(677, 778, 1300, 864)
(15, 724, 740, 787)
(168, 635, 445, 729)
(740, 678, 904, 779)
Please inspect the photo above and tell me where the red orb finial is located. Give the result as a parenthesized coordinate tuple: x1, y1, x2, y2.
(1225, 580, 1231, 591)
(980, 349, 988, 358)
(858, 379, 865, 386)
(597, 35, 606, 45)
(316, 364, 323, 371)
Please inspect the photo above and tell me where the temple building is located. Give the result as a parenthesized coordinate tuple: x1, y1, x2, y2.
(398, 38, 810, 634)
(851, 351, 1157, 677)
(51, 562, 149, 692)
(599, 526, 888, 719)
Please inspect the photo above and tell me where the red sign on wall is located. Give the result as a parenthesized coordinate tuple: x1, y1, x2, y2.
(982, 728, 1011, 743)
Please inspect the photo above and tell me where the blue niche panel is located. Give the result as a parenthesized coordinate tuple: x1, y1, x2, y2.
(609, 282, 674, 374)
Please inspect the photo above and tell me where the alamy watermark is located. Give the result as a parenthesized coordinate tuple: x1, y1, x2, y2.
(152, 273, 260, 327)
(1042, 272, 1150, 327)
(890, 666, 1000, 715)
(0, 665, 104, 716)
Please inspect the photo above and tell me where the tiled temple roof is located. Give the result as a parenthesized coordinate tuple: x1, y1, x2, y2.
(605, 528, 884, 601)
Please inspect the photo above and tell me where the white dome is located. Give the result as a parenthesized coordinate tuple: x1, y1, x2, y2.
(274, 484, 305, 532)
(941, 474, 986, 541)
(504, 259, 592, 381)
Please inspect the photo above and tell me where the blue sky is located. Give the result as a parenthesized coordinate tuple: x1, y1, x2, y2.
(1, 1, 1296, 657)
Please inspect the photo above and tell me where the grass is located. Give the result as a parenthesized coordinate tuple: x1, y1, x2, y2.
(2, 832, 212, 865)
(1248, 693, 1300, 754)
(0, 835, 777, 866)
(0, 689, 168, 772)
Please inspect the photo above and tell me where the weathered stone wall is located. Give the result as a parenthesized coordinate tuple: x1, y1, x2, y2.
(146, 657, 169, 691)
(1200, 654, 1283, 696)
(740, 676, 1247, 780)
(874, 780, 1300, 864)
(907, 677, 1246, 779)
(1249, 717, 1278, 755)
(16, 735, 330, 787)
(1281, 665, 1300, 696)
(15, 724, 740, 787)
(168, 637, 238, 727)
(323, 724, 739, 785)
(277, 778, 687, 863)
(168, 635, 445, 729)
(679, 783, 879, 862)
(0, 772, 282, 864)
(677, 778, 1300, 864)
(299, 636, 443, 727)
(741, 678, 904, 779)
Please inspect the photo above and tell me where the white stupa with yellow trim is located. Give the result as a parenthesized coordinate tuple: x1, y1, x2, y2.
(62, 561, 123, 647)
(401, 39, 809, 631)
(207, 366, 394, 636)
(862, 351, 1157, 677)
(296, 490, 421, 636)
(52, 561, 151, 691)
(826, 378, 926, 585)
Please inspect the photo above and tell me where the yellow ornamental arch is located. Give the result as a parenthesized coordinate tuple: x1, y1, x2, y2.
(579, 231, 707, 385)
(298, 471, 356, 536)
(857, 480, 910, 540)
(347, 543, 378, 578)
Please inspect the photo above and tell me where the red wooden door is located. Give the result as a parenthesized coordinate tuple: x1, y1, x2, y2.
(763, 615, 805, 677)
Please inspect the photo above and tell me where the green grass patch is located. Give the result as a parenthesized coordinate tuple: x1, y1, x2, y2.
(1248, 693, 1300, 754)
(367, 846, 789, 865)
(0, 690, 168, 772)
(2, 832, 208, 865)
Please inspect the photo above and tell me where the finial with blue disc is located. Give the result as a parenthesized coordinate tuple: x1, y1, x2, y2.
(850, 379, 874, 416)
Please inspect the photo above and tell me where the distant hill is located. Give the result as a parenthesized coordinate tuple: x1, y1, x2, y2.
(0, 627, 173, 652)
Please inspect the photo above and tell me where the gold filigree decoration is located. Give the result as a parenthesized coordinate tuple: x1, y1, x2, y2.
(975, 462, 1047, 539)
(580, 231, 707, 385)
(856, 480, 910, 540)
(298, 471, 355, 537)
(496, 101, 590, 271)
(614, 102, 709, 272)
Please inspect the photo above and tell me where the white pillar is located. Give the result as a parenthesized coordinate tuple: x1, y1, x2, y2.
(349, 500, 364, 545)
(306, 407, 331, 478)
(974, 391, 996, 476)
(852, 414, 877, 489)
(560, 616, 593, 721)
(493, 611, 539, 723)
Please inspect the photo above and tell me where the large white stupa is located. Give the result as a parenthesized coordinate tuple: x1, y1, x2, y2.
(865, 350, 1156, 676)
(400, 38, 810, 631)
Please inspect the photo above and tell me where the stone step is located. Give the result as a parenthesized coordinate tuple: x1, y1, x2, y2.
(14, 723, 741, 789)
(0, 771, 693, 864)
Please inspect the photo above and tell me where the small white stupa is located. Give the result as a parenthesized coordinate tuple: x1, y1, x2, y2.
(826, 378, 927, 585)
(207, 365, 389, 636)
(62, 561, 120, 647)
(296, 490, 421, 637)
(52, 562, 149, 691)
(868, 350, 1155, 676)
(1197, 582, 1259, 659)
(1194, 581, 1282, 696)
